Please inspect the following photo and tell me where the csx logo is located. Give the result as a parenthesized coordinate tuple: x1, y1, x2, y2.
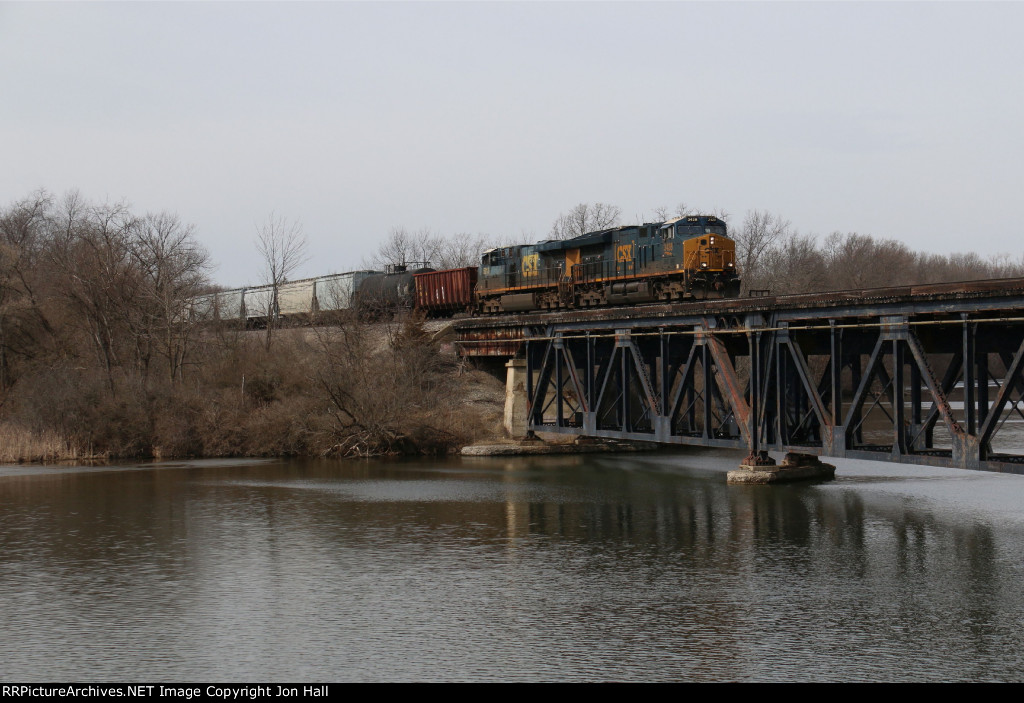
(616, 244, 634, 263)
(522, 253, 539, 276)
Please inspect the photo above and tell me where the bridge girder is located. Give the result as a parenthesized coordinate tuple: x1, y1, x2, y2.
(516, 305, 1024, 474)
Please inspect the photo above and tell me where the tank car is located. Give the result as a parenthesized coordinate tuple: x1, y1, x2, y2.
(355, 264, 435, 315)
(476, 215, 740, 314)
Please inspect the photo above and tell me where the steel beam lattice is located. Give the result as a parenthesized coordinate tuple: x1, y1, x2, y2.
(507, 284, 1024, 473)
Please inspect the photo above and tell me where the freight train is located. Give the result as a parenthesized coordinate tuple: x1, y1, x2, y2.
(190, 215, 740, 324)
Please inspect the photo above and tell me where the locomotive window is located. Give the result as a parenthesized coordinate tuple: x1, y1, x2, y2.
(700, 239, 707, 245)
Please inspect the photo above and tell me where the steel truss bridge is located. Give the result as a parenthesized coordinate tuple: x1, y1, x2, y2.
(454, 278, 1024, 474)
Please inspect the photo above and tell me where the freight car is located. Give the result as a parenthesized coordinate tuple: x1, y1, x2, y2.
(353, 264, 434, 314)
(414, 267, 479, 317)
(188, 265, 480, 325)
(189, 269, 379, 325)
(475, 215, 740, 314)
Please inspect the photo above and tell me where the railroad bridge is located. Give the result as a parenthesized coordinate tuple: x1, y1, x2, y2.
(453, 278, 1024, 475)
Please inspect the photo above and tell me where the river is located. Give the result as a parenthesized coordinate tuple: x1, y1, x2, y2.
(1, 450, 1022, 682)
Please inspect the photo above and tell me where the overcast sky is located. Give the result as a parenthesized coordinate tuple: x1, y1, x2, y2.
(2, 1, 1021, 286)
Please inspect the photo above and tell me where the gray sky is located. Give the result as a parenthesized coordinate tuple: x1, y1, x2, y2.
(2, 1, 1022, 286)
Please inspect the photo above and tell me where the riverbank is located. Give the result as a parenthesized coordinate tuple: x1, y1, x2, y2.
(0, 319, 513, 464)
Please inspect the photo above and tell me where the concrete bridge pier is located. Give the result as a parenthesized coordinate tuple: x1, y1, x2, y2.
(727, 452, 836, 484)
(503, 359, 529, 439)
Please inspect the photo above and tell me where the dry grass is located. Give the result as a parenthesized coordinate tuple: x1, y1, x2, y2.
(0, 423, 87, 464)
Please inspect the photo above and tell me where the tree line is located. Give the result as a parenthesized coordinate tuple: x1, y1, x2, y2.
(729, 210, 1024, 294)
(0, 190, 489, 462)
(1, 189, 1019, 462)
(376, 202, 1024, 295)
(0, 190, 211, 397)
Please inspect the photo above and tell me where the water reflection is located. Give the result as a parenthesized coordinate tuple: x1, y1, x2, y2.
(1, 453, 1022, 681)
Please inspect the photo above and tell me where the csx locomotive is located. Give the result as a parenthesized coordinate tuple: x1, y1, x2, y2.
(476, 215, 740, 314)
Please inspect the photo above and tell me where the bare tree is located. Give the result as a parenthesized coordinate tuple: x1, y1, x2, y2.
(256, 213, 307, 349)
(306, 315, 468, 457)
(549, 202, 622, 240)
(0, 190, 54, 394)
(436, 232, 501, 269)
(652, 202, 697, 221)
(46, 194, 145, 394)
(759, 233, 827, 294)
(708, 207, 732, 224)
(131, 212, 211, 383)
(373, 226, 443, 269)
(733, 210, 791, 291)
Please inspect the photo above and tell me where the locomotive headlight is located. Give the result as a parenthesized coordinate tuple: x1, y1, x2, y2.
(701, 262, 708, 268)
(709, 236, 715, 245)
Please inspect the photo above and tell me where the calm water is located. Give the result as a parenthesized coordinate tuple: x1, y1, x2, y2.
(1, 450, 1023, 682)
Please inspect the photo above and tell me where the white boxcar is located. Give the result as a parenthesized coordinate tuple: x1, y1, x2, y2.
(277, 278, 316, 316)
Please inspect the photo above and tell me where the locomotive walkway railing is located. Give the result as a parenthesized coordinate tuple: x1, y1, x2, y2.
(454, 278, 1024, 474)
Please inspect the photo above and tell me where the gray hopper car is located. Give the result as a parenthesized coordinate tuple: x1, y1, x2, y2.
(189, 270, 378, 324)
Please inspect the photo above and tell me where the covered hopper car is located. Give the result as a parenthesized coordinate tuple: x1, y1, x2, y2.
(189, 269, 379, 325)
